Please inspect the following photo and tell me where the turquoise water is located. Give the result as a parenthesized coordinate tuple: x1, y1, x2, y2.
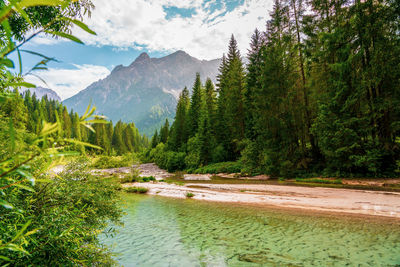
(101, 194, 400, 267)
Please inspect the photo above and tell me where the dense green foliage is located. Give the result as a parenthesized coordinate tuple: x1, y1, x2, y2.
(91, 153, 138, 169)
(21, 91, 149, 155)
(147, 0, 400, 177)
(191, 162, 243, 174)
(1, 158, 123, 265)
(0, 0, 126, 265)
(124, 186, 149, 194)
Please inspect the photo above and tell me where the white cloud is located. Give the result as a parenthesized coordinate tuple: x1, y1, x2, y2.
(75, 0, 272, 60)
(24, 64, 110, 100)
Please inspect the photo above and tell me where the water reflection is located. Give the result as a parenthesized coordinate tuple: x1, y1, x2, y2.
(101, 194, 400, 267)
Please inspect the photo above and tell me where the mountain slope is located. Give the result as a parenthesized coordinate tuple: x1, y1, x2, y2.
(63, 51, 221, 135)
(22, 87, 61, 101)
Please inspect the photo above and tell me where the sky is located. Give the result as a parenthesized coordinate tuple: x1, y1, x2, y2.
(11, 0, 273, 100)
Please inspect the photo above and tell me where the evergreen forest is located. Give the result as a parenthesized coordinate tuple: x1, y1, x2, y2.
(147, 0, 400, 177)
(1, 0, 400, 265)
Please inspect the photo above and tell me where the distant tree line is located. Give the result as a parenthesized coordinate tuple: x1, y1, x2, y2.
(147, 0, 400, 177)
(5, 90, 149, 155)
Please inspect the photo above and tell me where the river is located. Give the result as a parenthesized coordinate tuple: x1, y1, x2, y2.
(100, 193, 400, 266)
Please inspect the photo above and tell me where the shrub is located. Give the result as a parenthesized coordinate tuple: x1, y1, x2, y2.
(124, 187, 149, 194)
(1, 158, 123, 265)
(194, 161, 243, 174)
(186, 192, 194, 198)
(140, 176, 156, 182)
(119, 168, 141, 183)
(92, 153, 137, 169)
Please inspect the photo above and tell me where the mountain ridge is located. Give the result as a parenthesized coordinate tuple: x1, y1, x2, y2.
(63, 51, 221, 135)
(21, 86, 61, 101)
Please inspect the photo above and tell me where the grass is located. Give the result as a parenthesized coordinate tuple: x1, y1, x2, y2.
(124, 187, 149, 194)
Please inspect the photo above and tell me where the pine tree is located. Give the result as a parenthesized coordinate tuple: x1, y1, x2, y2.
(169, 87, 190, 151)
(159, 119, 169, 144)
(112, 121, 126, 155)
(188, 73, 203, 137)
(197, 80, 216, 165)
(250, 0, 300, 176)
(245, 28, 264, 140)
(222, 34, 246, 160)
(151, 130, 159, 148)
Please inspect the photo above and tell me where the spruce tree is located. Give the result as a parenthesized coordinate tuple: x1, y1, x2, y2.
(159, 119, 169, 144)
(245, 28, 264, 140)
(151, 130, 159, 148)
(169, 87, 190, 151)
(188, 73, 203, 137)
(112, 121, 126, 155)
(223, 34, 246, 160)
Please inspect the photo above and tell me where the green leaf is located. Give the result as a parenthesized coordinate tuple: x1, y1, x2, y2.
(0, 7, 12, 24)
(64, 139, 103, 150)
(5, 243, 29, 254)
(16, 170, 35, 186)
(1, 20, 14, 52)
(17, 47, 22, 74)
(24, 228, 39, 236)
(10, 220, 31, 244)
(81, 123, 95, 133)
(14, 184, 35, 192)
(63, 18, 96, 35)
(0, 58, 14, 68)
(18, 0, 66, 8)
(81, 102, 95, 120)
(0, 255, 10, 261)
(84, 119, 109, 124)
(20, 49, 59, 62)
(0, 199, 13, 209)
(8, 82, 36, 88)
(46, 30, 84, 44)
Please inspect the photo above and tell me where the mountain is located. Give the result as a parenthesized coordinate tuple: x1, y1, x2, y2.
(21, 87, 61, 102)
(63, 50, 221, 135)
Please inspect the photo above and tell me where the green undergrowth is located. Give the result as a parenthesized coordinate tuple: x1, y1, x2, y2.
(190, 161, 243, 174)
(91, 153, 138, 169)
(186, 192, 194, 198)
(119, 172, 156, 184)
(124, 187, 149, 194)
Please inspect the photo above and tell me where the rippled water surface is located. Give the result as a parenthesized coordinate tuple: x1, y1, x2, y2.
(100, 194, 400, 267)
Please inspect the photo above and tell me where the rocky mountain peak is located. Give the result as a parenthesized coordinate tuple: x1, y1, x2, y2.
(134, 52, 150, 63)
(63, 51, 221, 135)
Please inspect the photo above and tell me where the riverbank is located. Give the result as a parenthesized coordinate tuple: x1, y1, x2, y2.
(122, 182, 400, 218)
(53, 162, 400, 218)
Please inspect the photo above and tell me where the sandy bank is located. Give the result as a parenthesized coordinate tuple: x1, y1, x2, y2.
(123, 182, 400, 218)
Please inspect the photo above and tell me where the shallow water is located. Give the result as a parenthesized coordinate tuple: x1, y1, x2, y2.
(101, 194, 400, 267)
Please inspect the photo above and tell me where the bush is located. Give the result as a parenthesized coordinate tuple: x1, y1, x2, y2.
(119, 168, 141, 183)
(186, 192, 194, 198)
(194, 161, 243, 174)
(124, 187, 149, 194)
(1, 158, 123, 265)
(140, 176, 156, 182)
(92, 153, 137, 169)
(151, 144, 187, 172)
